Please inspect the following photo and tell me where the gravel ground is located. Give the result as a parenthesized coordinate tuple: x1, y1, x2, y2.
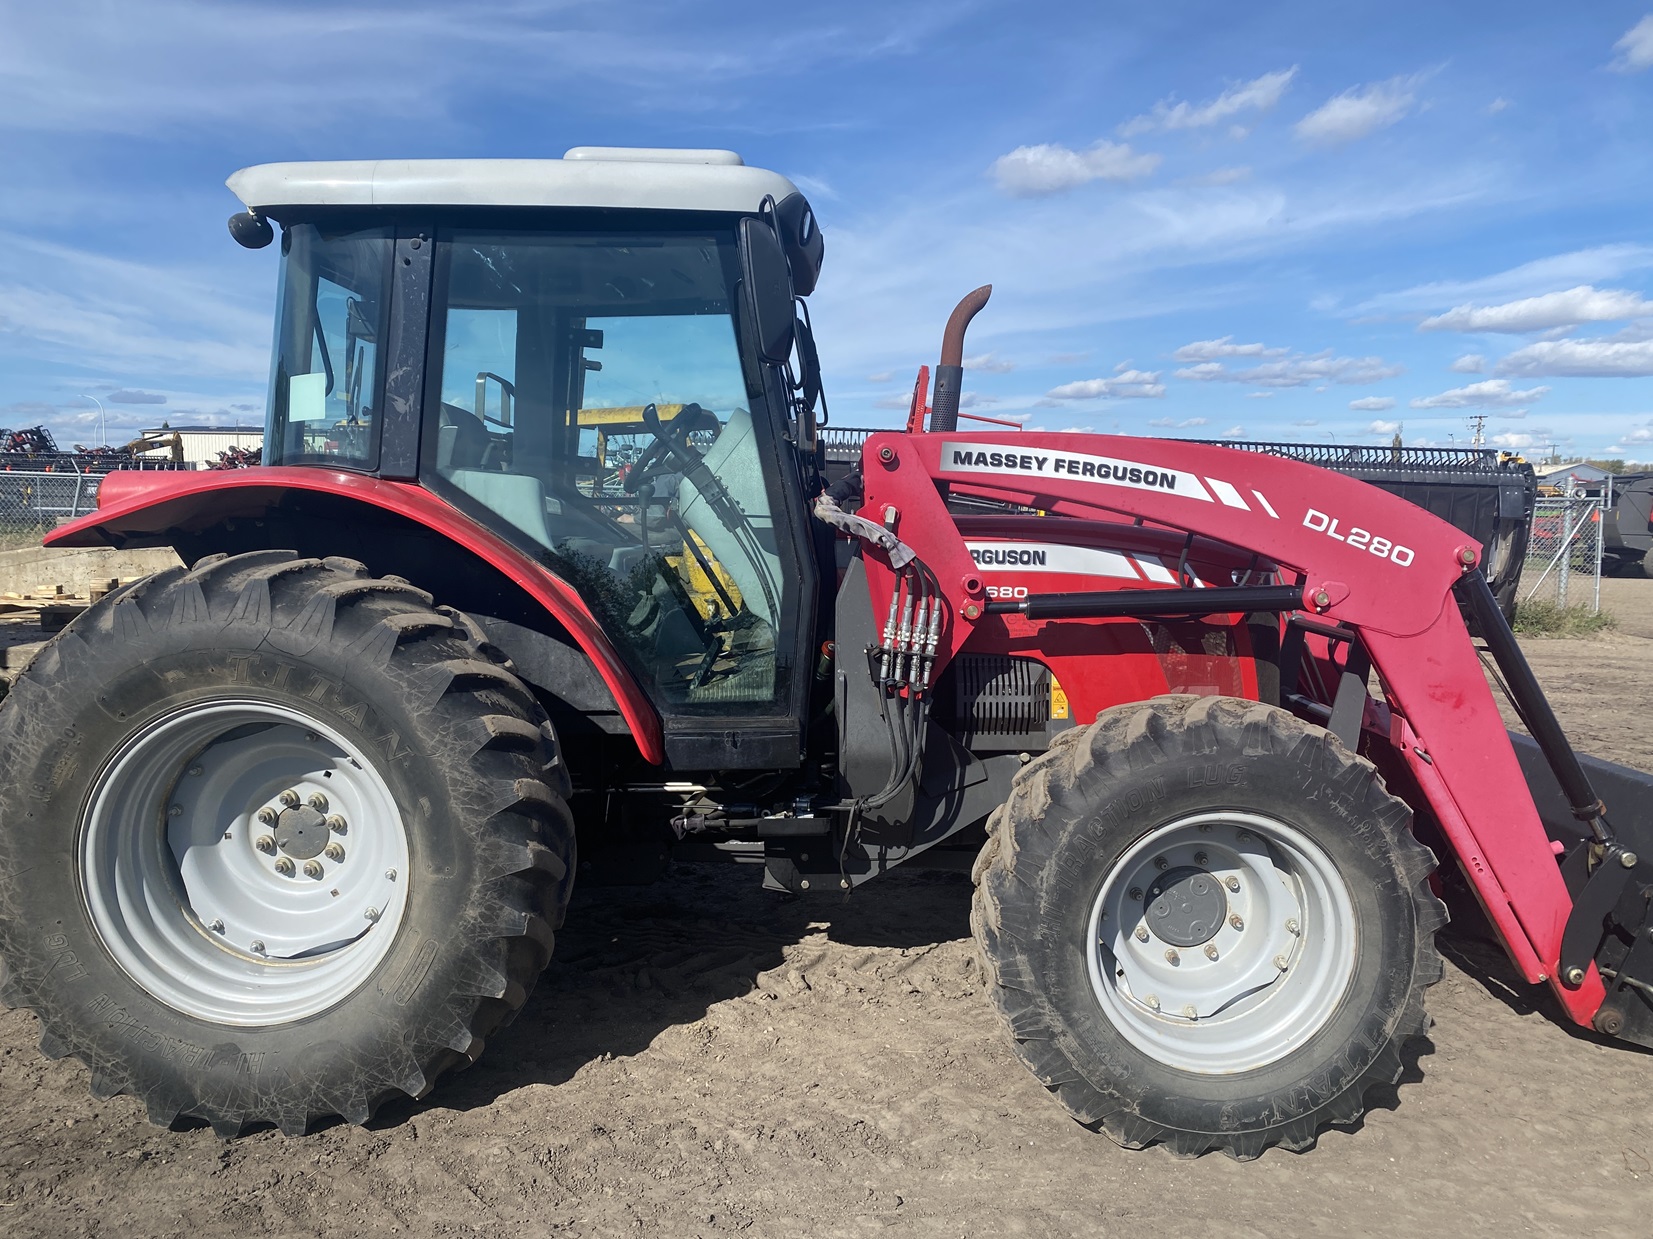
(1, 579, 1650, 1238)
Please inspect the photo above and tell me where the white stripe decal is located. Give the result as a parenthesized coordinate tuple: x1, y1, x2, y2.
(1252, 490, 1279, 519)
(964, 541, 1140, 578)
(939, 440, 1215, 502)
(1134, 556, 1177, 584)
(1205, 477, 1251, 510)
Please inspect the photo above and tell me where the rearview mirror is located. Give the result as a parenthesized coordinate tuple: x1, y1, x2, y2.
(739, 215, 795, 365)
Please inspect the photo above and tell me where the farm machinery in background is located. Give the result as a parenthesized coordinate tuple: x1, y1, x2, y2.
(0, 150, 1650, 1161)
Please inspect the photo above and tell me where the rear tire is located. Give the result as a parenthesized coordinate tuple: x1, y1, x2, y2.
(0, 552, 574, 1135)
(971, 695, 1444, 1159)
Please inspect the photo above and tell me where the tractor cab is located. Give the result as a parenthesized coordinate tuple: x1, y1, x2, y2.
(234, 150, 828, 765)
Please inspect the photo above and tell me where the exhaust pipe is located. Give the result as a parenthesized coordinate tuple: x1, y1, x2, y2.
(929, 285, 992, 433)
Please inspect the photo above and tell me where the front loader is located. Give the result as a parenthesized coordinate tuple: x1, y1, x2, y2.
(1, 148, 1649, 1159)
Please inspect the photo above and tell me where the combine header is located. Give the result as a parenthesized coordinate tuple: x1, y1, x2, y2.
(0, 149, 1648, 1158)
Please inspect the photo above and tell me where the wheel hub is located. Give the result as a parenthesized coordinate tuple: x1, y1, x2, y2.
(1086, 810, 1358, 1074)
(80, 700, 411, 1026)
(275, 804, 329, 859)
(1144, 866, 1228, 947)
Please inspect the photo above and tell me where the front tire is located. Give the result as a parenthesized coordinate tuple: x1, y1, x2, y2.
(972, 695, 1444, 1159)
(0, 552, 574, 1135)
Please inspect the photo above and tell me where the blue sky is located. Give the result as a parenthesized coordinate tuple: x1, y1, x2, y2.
(2, 2, 1652, 459)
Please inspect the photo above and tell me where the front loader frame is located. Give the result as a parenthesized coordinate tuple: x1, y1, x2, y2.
(854, 428, 1649, 1036)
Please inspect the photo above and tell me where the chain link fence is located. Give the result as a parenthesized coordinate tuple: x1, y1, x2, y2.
(1522, 496, 1604, 612)
(0, 470, 103, 547)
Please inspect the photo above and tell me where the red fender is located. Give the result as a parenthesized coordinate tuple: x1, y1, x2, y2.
(46, 467, 665, 764)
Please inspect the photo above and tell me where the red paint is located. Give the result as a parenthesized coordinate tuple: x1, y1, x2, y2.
(48, 468, 665, 763)
(860, 429, 1602, 1031)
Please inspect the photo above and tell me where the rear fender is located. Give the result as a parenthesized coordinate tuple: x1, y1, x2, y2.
(47, 467, 664, 763)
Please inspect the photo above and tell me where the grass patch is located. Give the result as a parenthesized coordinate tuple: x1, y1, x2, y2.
(1512, 598, 1618, 637)
(0, 526, 48, 552)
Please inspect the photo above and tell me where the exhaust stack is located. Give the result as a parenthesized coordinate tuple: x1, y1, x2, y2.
(929, 285, 992, 433)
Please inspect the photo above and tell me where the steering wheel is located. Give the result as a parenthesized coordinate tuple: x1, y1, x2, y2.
(622, 402, 717, 495)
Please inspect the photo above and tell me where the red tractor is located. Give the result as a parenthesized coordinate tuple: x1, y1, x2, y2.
(2, 148, 1649, 1159)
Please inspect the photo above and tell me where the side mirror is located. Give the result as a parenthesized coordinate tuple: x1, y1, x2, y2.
(738, 215, 795, 365)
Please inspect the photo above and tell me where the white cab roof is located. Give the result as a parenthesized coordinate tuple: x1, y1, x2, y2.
(227, 148, 803, 216)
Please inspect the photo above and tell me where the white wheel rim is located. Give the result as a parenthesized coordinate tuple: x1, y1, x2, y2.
(1085, 810, 1358, 1074)
(80, 699, 411, 1026)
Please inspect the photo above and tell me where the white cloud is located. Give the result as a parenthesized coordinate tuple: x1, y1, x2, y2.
(1486, 96, 1513, 115)
(1176, 349, 1402, 387)
(1450, 353, 1485, 373)
(1187, 166, 1253, 186)
(1044, 368, 1165, 400)
(1492, 432, 1540, 450)
(1121, 68, 1297, 135)
(1419, 285, 1653, 333)
(963, 352, 1014, 373)
(1360, 245, 1653, 318)
(989, 140, 1161, 197)
(1147, 417, 1175, 427)
(1295, 75, 1420, 147)
(1180, 417, 1209, 428)
(1218, 425, 1246, 438)
(1496, 337, 1653, 377)
(866, 371, 893, 383)
(1622, 427, 1653, 444)
(1247, 390, 1274, 398)
(1410, 379, 1549, 409)
(1349, 396, 1395, 411)
(1368, 420, 1403, 435)
(1293, 419, 1319, 427)
(1171, 336, 1287, 362)
(1612, 16, 1653, 72)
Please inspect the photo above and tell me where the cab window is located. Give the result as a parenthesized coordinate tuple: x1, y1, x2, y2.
(266, 225, 392, 469)
(425, 230, 791, 716)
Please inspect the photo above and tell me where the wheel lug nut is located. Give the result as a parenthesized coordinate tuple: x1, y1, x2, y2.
(1203, 943, 1219, 960)
(327, 815, 348, 835)
(1164, 948, 1180, 965)
(189, 765, 204, 778)
(324, 842, 345, 862)
(1194, 851, 1208, 865)
(1134, 925, 1149, 942)
(1273, 954, 1289, 971)
(1182, 1005, 1198, 1020)
(1128, 886, 1143, 901)
(1237, 830, 1253, 843)
(303, 860, 325, 880)
(1197, 822, 1211, 833)
(279, 789, 301, 808)
(1224, 876, 1240, 892)
(1286, 919, 1300, 935)
(308, 792, 329, 812)
(364, 907, 381, 923)
(1230, 914, 1245, 931)
(255, 835, 276, 854)
(168, 804, 183, 818)
(250, 940, 266, 955)
(1153, 856, 1169, 871)
(257, 807, 278, 826)
(208, 919, 224, 934)
(385, 868, 397, 882)
(274, 857, 295, 877)
(1144, 994, 1160, 1010)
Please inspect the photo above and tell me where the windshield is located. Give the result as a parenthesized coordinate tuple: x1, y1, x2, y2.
(266, 224, 393, 469)
(424, 228, 794, 716)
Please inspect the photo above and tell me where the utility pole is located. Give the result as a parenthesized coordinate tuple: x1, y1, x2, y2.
(78, 394, 106, 446)
(1466, 414, 1486, 448)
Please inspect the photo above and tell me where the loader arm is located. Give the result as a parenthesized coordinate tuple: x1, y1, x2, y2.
(857, 429, 1606, 1025)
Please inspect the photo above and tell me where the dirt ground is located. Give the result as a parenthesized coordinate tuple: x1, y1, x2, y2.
(3, 582, 1653, 1238)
